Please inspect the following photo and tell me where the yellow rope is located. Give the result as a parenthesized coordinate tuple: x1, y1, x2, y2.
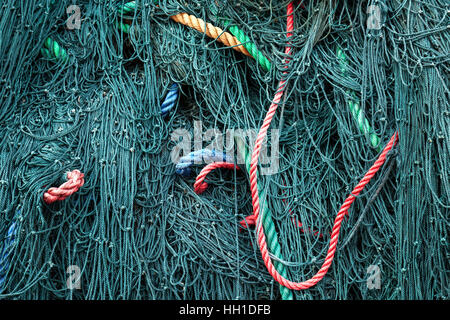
(170, 12, 252, 57)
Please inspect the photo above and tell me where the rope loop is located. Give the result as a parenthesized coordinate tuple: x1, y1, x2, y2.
(194, 162, 240, 194)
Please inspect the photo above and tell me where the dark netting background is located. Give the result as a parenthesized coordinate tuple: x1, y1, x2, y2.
(0, 0, 448, 299)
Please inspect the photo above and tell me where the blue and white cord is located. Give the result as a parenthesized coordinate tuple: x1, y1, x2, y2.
(176, 149, 233, 176)
(0, 221, 17, 293)
(161, 83, 179, 117)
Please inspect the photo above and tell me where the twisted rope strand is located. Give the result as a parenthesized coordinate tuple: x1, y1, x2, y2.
(169, 13, 251, 57)
(43, 170, 85, 204)
(224, 22, 272, 71)
(234, 136, 294, 300)
(41, 37, 68, 62)
(249, 0, 295, 263)
(249, 1, 399, 291)
(0, 221, 16, 293)
(118, 2, 254, 59)
(161, 83, 179, 117)
(176, 149, 233, 176)
(194, 162, 240, 194)
(254, 132, 398, 290)
(247, 2, 295, 297)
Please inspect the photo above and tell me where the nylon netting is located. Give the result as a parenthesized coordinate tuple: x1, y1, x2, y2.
(0, 0, 448, 299)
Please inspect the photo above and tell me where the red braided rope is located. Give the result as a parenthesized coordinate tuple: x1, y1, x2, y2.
(240, 2, 296, 232)
(252, 132, 398, 289)
(248, 1, 399, 290)
(194, 162, 240, 195)
(43, 170, 85, 204)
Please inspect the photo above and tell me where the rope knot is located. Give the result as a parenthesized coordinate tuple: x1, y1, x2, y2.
(239, 215, 256, 229)
(43, 169, 85, 204)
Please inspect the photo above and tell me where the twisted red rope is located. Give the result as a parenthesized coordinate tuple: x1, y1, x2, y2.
(248, 1, 399, 290)
(194, 162, 240, 195)
(252, 131, 398, 290)
(43, 170, 85, 204)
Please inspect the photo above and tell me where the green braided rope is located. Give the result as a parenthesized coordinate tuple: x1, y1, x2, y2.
(40, 0, 67, 63)
(336, 46, 381, 151)
(118, 1, 272, 71)
(116, 1, 135, 33)
(118, 1, 137, 15)
(222, 20, 271, 72)
(42, 2, 135, 60)
(40, 37, 68, 62)
(116, 21, 131, 34)
(235, 136, 293, 300)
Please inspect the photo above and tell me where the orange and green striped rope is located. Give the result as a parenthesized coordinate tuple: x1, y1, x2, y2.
(222, 20, 271, 71)
(118, 1, 271, 70)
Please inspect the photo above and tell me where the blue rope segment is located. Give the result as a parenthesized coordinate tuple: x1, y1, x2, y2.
(161, 83, 179, 117)
(0, 221, 17, 293)
(175, 149, 233, 176)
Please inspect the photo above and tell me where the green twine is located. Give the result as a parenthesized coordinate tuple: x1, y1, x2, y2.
(235, 136, 293, 300)
(336, 46, 381, 151)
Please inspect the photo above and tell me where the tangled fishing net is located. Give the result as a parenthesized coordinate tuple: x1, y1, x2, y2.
(0, 0, 448, 300)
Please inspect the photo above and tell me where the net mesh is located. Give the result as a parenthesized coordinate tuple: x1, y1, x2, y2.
(0, 0, 448, 299)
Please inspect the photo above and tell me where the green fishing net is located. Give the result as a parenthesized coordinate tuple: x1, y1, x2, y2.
(0, 0, 448, 300)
